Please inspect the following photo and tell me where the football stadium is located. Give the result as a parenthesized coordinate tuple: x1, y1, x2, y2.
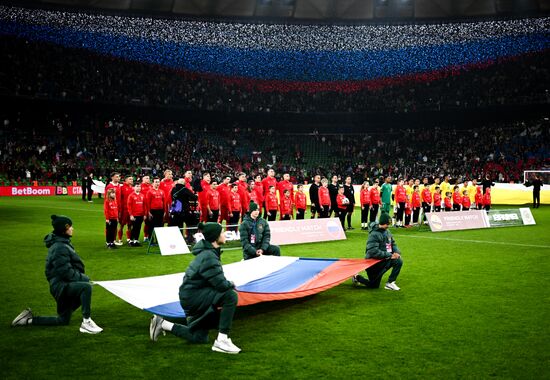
(1, 0, 549, 378)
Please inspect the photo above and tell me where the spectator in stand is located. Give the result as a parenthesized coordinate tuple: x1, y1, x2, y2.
(294, 184, 307, 220)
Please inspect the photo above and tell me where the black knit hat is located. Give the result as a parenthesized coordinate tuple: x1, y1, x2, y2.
(51, 215, 73, 235)
(249, 201, 259, 213)
(198, 222, 223, 243)
(379, 212, 391, 225)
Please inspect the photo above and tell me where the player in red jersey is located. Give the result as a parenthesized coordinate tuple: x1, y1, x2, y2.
(265, 186, 279, 221)
(118, 175, 135, 244)
(411, 185, 422, 225)
(394, 179, 407, 227)
(217, 176, 232, 226)
(159, 169, 175, 224)
(145, 178, 167, 231)
(248, 180, 259, 208)
(277, 173, 294, 204)
(360, 181, 371, 230)
(279, 189, 293, 220)
(228, 184, 242, 231)
(253, 175, 264, 213)
(127, 182, 145, 246)
(104, 188, 119, 249)
(198, 172, 212, 222)
(206, 179, 220, 223)
(369, 179, 382, 223)
(104, 172, 122, 245)
(140, 175, 153, 242)
(236, 173, 250, 221)
(294, 184, 307, 220)
(261, 169, 277, 218)
(183, 170, 193, 191)
(318, 178, 331, 218)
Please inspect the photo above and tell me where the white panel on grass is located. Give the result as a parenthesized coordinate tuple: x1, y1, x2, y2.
(154, 226, 190, 255)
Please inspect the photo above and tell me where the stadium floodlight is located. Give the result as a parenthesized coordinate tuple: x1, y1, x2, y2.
(523, 170, 550, 184)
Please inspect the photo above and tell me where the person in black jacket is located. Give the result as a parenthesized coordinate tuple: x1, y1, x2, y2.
(149, 222, 241, 354)
(482, 174, 495, 194)
(343, 176, 355, 230)
(525, 175, 543, 208)
(309, 175, 321, 218)
(170, 178, 200, 242)
(11, 215, 102, 334)
(328, 175, 339, 217)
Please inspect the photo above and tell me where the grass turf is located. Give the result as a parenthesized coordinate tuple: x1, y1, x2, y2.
(0, 196, 549, 379)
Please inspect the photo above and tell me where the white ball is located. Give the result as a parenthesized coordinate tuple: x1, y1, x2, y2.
(342, 198, 350, 204)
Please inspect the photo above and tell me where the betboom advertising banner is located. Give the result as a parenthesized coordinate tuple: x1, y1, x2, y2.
(0, 186, 56, 196)
(268, 218, 346, 245)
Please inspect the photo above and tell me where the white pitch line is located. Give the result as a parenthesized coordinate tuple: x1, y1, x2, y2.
(399, 234, 550, 249)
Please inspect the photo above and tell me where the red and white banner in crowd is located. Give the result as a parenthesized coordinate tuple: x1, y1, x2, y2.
(268, 217, 346, 245)
(427, 210, 490, 232)
(0, 186, 92, 196)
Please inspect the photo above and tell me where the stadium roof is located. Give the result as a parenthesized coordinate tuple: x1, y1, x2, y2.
(10, 0, 550, 22)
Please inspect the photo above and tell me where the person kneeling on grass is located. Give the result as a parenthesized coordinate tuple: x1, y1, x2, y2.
(12, 215, 102, 334)
(239, 201, 281, 260)
(353, 212, 403, 291)
(149, 222, 241, 354)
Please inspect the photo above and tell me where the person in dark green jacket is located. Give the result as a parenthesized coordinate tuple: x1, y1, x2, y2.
(149, 222, 241, 354)
(380, 176, 393, 214)
(239, 201, 280, 260)
(11, 215, 103, 334)
(353, 212, 403, 291)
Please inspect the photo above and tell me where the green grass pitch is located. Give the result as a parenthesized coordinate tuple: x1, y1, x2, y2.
(1, 196, 549, 379)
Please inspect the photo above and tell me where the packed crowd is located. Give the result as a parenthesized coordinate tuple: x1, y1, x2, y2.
(1, 110, 548, 186)
(2, 36, 549, 114)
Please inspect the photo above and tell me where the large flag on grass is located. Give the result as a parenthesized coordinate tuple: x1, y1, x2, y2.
(96, 256, 380, 318)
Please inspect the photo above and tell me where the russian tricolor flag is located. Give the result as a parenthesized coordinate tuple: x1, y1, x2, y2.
(96, 256, 380, 318)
